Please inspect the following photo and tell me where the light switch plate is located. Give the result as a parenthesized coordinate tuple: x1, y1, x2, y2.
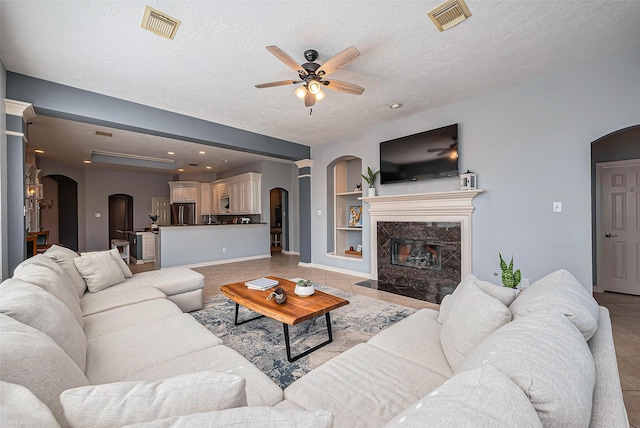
(553, 202, 562, 213)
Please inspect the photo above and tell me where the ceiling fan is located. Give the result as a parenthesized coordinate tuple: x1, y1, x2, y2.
(255, 46, 365, 108)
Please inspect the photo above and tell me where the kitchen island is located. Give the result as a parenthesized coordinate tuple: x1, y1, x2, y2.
(155, 223, 270, 268)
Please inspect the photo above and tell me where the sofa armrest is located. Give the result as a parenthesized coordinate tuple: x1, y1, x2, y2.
(588, 306, 629, 428)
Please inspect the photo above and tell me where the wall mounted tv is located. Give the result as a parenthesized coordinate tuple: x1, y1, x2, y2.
(379, 123, 459, 184)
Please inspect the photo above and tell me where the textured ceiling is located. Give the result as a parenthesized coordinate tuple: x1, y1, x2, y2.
(2, 0, 640, 172)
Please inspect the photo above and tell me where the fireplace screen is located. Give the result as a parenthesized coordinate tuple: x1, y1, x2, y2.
(391, 238, 442, 271)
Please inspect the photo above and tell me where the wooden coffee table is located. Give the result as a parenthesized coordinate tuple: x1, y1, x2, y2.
(220, 276, 349, 362)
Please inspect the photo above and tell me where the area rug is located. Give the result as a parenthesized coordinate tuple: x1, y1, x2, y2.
(191, 284, 416, 389)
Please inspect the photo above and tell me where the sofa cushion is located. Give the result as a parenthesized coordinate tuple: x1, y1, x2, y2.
(122, 407, 334, 428)
(458, 310, 596, 428)
(45, 244, 87, 298)
(0, 279, 87, 371)
(13, 255, 84, 327)
(74, 250, 126, 292)
(440, 279, 512, 371)
(0, 381, 61, 428)
(124, 267, 205, 296)
(81, 284, 166, 316)
(61, 371, 247, 428)
(509, 269, 599, 340)
(84, 298, 182, 338)
(0, 315, 89, 426)
(367, 308, 452, 377)
(284, 343, 448, 427)
(384, 365, 542, 428)
(85, 313, 223, 384)
(126, 345, 284, 407)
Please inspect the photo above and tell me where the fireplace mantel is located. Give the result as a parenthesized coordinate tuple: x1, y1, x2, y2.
(361, 190, 484, 281)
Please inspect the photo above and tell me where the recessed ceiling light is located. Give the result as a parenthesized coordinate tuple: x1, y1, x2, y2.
(83, 160, 92, 164)
(390, 103, 403, 109)
(34, 149, 44, 154)
(223, 159, 229, 163)
(167, 151, 175, 155)
(206, 166, 212, 169)
(198, 151, 206, 155)
(178, 168, 184, 172)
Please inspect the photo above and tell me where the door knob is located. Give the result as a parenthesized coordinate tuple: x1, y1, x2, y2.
(605, 234, 618, 238)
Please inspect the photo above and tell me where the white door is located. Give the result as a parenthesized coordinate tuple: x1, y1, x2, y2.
(599, 162, 640, 295)
(151, 197, 170, 225)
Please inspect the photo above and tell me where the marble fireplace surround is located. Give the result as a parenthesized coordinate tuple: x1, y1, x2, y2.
(361, 190, 484, 283)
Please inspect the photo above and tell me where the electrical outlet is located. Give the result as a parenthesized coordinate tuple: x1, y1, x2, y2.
(222, 247, 227, 253)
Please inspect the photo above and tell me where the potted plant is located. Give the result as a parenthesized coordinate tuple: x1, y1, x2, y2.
(149, 214, 160, 230)
(499, 252, 522, 288)
(362, 166, 380, 197)
(294, 279, 315, 297)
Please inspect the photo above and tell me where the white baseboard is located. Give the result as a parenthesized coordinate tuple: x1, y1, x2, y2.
(282, 250, 299, 255)
(300, 262, 373, 280)
(179, 254, 271, 269)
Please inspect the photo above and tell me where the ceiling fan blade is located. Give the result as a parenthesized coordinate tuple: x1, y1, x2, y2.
(324, 79, 365, 95)
(266, 46, 307, 76)
(316, 46, 360, 77)
(255, 80, 301, 88)
(304, 90, 316, 107)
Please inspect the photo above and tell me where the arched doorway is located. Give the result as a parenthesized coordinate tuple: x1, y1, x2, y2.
(108, 194, 133, 244)
(42, 175, 79, 251)
(591, 125, 640, 294)
(269, 188, 289, 253)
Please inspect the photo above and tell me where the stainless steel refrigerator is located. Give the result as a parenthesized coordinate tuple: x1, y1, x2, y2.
(170, 203, 196, 225)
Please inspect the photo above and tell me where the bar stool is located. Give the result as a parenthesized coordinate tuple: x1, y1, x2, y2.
(271, 232, 281, 247)
(110, 239, 130, 264)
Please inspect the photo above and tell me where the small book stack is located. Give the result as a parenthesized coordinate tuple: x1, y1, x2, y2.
(245, 277, 279, 291)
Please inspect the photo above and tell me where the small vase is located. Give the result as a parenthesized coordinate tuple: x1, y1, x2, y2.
(294, 285, 315, 297)
(367, 187, 376, 197)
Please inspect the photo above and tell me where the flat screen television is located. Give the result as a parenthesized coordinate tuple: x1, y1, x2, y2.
(379, 123, 459, 184)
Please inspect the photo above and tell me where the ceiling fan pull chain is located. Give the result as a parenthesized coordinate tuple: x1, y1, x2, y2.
(309, 108, 313, 116)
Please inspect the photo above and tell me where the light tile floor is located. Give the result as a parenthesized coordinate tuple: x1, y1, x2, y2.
(131, 254, 639, 426)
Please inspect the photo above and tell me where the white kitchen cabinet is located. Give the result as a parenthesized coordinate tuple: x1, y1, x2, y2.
(211, 173, 261, 215)
(169, 181, 200, 203)
(142, 232, 155, 262)
(200, 183, 211, 215)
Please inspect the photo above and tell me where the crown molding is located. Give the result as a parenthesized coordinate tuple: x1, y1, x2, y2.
(5, 99, 36, 121)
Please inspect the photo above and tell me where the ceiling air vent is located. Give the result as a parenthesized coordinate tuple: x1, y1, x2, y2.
(141, 6, 181, 40)
(428, 0, 472, 32)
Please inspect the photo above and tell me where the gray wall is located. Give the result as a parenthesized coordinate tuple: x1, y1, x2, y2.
(39, 158, 173, 251)
(0, 61, 7, 279)
(310, 48, 640, 288)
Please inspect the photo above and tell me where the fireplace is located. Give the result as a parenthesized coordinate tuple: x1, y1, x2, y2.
(361, 190, 483, 304)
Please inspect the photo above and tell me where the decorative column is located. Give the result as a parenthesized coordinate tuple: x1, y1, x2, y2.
(295, 159, 312, 264)
(4, 99, 36, 275)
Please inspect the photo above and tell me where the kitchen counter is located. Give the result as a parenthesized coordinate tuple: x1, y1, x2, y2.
(156, 223, 270, 268)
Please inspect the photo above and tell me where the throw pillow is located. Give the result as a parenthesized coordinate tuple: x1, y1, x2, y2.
(121, 407, 334, 428)
(74, 251, 126, 292)
(81, 248, 133, 278)
(509, 269, 599, 340)
(0, 279, 87, 371)
(384, 365, 542, 427)
(44, 244, 87, 298)
(476, 280, 518, 306)
(0, 381, 60, 427)
(436, 273, 478, 325)
(458, 310, 596, 428)
(440, 279, 512, 371)
(60, 371, 248, 428)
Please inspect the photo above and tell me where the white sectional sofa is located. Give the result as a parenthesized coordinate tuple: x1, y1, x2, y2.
(279, 270, 629, 427)
(0, 243, 629, 427)
(0, 246, 289, 427)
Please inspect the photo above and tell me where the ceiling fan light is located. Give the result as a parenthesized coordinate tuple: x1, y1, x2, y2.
(294, 86, 307, 100)
(307, 80, 322, 95)
(315, 88, 326, 101)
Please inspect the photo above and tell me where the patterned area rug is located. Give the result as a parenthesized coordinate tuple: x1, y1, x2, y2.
(191, 284, 416, 389)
